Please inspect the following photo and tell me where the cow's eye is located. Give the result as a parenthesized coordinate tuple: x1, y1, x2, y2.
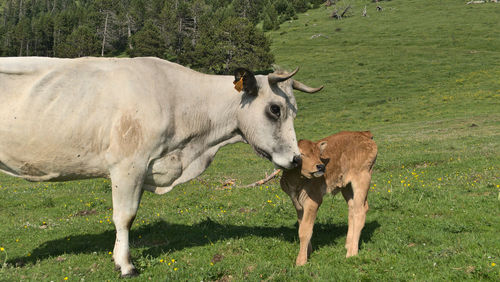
(270, 104, 281, 118)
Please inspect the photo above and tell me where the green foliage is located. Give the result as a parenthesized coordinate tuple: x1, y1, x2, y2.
(0, 0, 321, 72)
(192, 17, 274, 74)
(56, 25, 100, 58)
(274, 0, 296, 22)
(262, 2, 280, 31)
(292, 0, 310, 13)
(232, 0, 263, 24)
(127, 20, 164, 58)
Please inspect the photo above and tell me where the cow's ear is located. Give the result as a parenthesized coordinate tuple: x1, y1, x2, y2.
(234, 68, 257, 95)
(318, 141, 328, 155)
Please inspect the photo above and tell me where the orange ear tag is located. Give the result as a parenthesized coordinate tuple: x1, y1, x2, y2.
(233, 77, 244, 92)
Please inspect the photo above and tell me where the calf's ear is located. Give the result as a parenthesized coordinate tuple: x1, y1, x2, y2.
(318, 141, 328, 155)
(234, 68, 258, 95)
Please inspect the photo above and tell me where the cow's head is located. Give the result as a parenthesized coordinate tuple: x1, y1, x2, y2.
(234, 68, 323, 169)
(297, 139, 328, 178)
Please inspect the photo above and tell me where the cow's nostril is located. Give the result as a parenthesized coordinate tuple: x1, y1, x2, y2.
(292, 155, 302, 167)
(316, 164, 325, 172)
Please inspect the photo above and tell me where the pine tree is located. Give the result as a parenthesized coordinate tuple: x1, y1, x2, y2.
(232, 0, 262, 25)
(193, 17, 273, 74)
(127, 19, 164, 58)
(262, 2, 279, 31)
(56, 25, 100, 57)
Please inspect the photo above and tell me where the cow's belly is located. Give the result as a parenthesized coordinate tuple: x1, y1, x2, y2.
(0, 154, 108, 182)
(0, 135, 106, 179)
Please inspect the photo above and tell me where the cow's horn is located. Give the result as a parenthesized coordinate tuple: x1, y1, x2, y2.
(268, 67, 299, 84)
(292, 80, 324, 93)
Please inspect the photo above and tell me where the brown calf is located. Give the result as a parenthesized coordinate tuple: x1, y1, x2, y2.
(280, 131, 377, 265)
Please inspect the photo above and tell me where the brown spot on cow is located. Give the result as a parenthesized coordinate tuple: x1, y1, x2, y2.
(116, 114, 143, 156)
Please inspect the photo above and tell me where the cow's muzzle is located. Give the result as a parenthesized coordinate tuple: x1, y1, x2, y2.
(292, 155, 302, 168)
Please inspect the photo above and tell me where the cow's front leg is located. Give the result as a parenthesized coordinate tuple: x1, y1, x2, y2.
(110, 163, 145, 277)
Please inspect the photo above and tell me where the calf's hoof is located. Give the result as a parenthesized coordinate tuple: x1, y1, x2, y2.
(295, 257, 307, 266)
(345, 250, 358, 258)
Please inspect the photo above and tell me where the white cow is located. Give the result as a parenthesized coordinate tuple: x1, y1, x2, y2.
(0, 57, 322, 276)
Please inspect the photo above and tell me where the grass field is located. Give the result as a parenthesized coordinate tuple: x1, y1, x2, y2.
(1, 0, 499, 280)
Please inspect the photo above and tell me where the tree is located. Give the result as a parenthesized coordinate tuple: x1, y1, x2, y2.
(127, 19, 164, 58)
(193, 17, 274, 74)
(262, 2, 279, 31)
(56, 25, 100, 57)
(275, 0, 296, 22)
(31, 13, 54, 56)
(292, 0, 309, 13)
(232, 0, 263, 24)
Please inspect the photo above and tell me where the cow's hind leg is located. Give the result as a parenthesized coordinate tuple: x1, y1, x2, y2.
(110, 163, 145, 277)
(343, 172, 371, 257)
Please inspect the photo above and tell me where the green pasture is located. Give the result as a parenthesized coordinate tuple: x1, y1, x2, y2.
(1, 0, 499, 280)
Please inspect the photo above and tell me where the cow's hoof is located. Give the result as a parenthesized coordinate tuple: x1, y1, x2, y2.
(121, 268, 139, 278)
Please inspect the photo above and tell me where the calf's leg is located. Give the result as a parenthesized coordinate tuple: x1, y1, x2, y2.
(343, 173, 371, 257)
(295, 193, 322, 266)
(110, 163, 146, 277)
(341, 184, 354, 251)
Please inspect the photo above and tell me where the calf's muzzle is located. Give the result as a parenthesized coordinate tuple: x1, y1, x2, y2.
(316, 164, 325, 172)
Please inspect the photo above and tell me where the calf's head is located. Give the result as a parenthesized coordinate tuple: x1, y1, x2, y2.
(234, 68, 323, 169)
(298, 139, 328, 178)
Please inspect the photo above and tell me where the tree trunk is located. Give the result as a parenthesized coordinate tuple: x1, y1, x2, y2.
(126, 13, 133, 50)
(101, 11, 109, 56)
(19, 0, 23, 19)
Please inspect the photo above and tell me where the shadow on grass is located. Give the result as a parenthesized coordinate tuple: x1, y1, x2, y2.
(9, 218, 379, 266)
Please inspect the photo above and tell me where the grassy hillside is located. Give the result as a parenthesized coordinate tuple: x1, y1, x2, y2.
(1, 0, 499, 280)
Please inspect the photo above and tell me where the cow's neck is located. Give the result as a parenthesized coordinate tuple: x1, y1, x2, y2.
(171, 75, 243, 150)
(145, 74, 245, 194)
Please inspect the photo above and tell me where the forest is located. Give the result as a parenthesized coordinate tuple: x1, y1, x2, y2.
(0, 0, 323, 74)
